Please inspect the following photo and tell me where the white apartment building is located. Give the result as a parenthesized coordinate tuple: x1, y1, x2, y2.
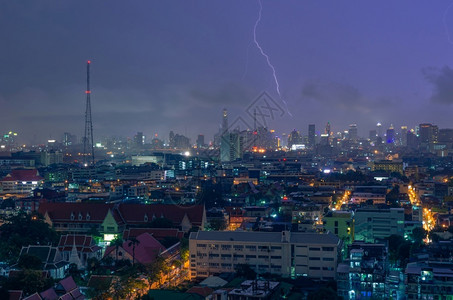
(189, 231, 341, 280)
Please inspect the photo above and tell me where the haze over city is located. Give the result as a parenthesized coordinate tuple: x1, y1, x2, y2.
(2, 1, 453, 143)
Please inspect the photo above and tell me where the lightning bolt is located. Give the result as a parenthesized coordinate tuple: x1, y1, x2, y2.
(253, 0, 292, 116)
(443, 1, 453, 45)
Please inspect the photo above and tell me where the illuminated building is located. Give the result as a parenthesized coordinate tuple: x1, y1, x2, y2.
(376, 123, 382, 138)
(406, 261, 453, 299)
(337, 242, 388, 299)
(287, 129, 302, 148)
(400, 126, 408, 146)
(133, 132, 145, 148)
(0, 169, 43, 195)
(220, 131, 242, 162)
(323, 211, 354, 245)
(63, 132, 77, 146)
(40, 150, 64, 166)
(189, 231, 341, 280)
(354, 208, 404, 242)
(419, 123, 438, 152)
(386, 125, 395, 144)
(371, 160, 403, 175)
(351, 186, 387, 204)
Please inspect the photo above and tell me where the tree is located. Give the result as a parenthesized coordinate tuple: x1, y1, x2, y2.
(146, 257, 168, 286)
(386, 185, 400, 207)
(17, 254, 42, 270)
(111, 237, 124, 264)
(308, 287, 340, 300)
(0, 212, 59, 263)
(7, 269, 54, 296)
(208, 219, 227, 231)
(235, 264, 256, 280)
(128, 237, 140, 266)
(411, 227, 427, 246)
(180, 238, 189, 262)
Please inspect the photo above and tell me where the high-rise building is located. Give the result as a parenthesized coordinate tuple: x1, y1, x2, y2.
(63, 132, 77, 147)
(369, 130, 377, 141)
(222, 108, 228, 135)
(386, 125, 395, 144)
(439, 129, 453, 144)
(349, 124, 358, 142)
(419, 123, 438, 151)
(400, 126, 408, 146)
(407, 130, 419, 149)
(134, 132, 145, 148)
(325, 122, 331, 136)
(308, 124, 315, 148)
(376, 122, 383, 138)
(287, 129, 303, 148)
(196, 134, 205, 148)
(220, 131, 242, 162)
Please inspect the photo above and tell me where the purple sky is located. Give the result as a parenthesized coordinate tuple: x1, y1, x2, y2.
(2, 1, 453, 144)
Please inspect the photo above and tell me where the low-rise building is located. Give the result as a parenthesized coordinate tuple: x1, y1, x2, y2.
(354, 207, 404, 242)
(0, 169, 43, 195)
(405, 261, 453, 299)
(323, 211, 354, 245)
(189, 230, 341, 280)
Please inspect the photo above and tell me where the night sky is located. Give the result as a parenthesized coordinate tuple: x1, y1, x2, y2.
(2, 1, 453, 144)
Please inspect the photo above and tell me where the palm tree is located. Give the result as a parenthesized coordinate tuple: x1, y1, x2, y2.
(127, 237, 140, 266)
(111, 237, 123, 265)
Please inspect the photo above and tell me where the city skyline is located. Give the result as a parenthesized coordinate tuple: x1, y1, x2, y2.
(2, 1, 453, 143)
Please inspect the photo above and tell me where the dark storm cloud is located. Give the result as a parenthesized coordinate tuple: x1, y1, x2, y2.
(423, 66, 453, 104)
(190, 82, 253, 107)
(2, 0, 453, 142)
(301, 80, 370, 113)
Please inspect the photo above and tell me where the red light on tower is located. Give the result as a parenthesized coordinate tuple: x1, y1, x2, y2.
(87, 60, 91, 64)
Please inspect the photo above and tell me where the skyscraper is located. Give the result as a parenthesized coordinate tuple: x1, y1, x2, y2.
(419, 123, 438, 151)
(400, 126, 408, 146)
(222, 108, 228, 135)
(220, 131, 242, 162)
(349, 124, 358, 142)
(308, 124, 315, 148)
(386, 125, 395, 144)
(134, 132, 145, 148)
(196, 134, 205, 148)
(377, 122, 383, 138)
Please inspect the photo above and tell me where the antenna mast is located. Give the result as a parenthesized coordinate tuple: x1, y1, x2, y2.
(83, 60, 94, 166)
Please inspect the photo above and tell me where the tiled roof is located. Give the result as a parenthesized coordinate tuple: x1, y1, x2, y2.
(104, 233, 166, 264)
(186, 286, 214, 297)
(39, 202, 204, 227)
(122, 228, 184, 241)
(7, 290, 23, 300)
(22, 293, 42, 300)
(0, 169, 43, 182)
(39, 287, 58, 300)
(117, 204, 204, 226)
(57, 276, 77, 293)
(38, 202, 116, 224)
(58, 235, 100, 253)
